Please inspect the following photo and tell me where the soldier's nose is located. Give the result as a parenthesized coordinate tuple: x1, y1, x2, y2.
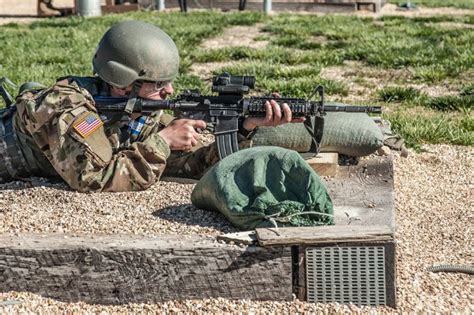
(164, 83, 174, 94)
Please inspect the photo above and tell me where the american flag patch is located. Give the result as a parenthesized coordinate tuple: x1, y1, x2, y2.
(73, 112, 103, 138)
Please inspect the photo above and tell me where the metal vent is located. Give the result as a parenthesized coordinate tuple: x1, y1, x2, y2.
(306, 246, 386, 306)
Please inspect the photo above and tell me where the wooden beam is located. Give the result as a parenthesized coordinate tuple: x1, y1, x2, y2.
(306, 152, 338, 176)
(217, 231, 257, 245)
(256, 225, 393, 246)
(0, 234, 292, 304)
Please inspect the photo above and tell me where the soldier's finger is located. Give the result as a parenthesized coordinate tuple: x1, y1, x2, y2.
(281, 103, 291, 123)
(271, 100, 282, 126)
(264, 101, 273, 123)
(190, 137, 198, 146)
(190, 119, 207, 130)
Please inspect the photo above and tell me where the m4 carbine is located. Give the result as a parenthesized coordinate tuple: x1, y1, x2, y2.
(94, 73, 382, 159)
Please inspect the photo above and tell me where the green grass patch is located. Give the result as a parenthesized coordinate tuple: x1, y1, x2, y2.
(379, 86, 473, 112)
(387, 110, 473, 147)
(425, 95, 473, 112)
(461, 83, 474, 96)
(257, 77, 349, 97)
(378, 86, 422, 103)
(263, 15, 473, 83)
(212, 62, 320, 80)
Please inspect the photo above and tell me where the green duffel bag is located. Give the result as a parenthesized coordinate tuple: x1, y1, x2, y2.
(252, 105, 384, 157)
(191, 146, 334, 231)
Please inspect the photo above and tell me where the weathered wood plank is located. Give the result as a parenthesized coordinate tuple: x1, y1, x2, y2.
(0, 234, 291, 304)
(217, 231, 257, 245)
(256, 225, 393, 246)
(306, 153, 338, 176)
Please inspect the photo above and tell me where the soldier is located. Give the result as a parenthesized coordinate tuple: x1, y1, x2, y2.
(7, 20, 302, 192)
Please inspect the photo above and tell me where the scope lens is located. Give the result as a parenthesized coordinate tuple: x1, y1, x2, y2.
(242, 76, 255, 89)
(229, 76, 255, 88)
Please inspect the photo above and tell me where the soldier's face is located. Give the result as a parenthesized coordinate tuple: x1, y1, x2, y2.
(138, 81, 174, 100)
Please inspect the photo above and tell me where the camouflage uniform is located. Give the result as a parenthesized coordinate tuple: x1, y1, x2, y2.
(13, 77, 251, 192)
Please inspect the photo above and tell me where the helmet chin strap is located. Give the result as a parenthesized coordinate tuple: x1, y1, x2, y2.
(124, 81, 143, 115)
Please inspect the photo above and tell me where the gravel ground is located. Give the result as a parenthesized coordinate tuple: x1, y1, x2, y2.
(0, 178, 235, 236)
(0, 144, 472, 313)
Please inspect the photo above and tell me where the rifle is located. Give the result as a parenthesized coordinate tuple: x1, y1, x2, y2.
(93, 73, 382, 159)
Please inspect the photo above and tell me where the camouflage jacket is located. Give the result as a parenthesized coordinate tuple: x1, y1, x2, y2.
(13, 78, 251, 192)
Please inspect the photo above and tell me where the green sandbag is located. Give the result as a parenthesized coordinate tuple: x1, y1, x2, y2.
(191, 146, 334, 231)
(252, 106, 384, 157)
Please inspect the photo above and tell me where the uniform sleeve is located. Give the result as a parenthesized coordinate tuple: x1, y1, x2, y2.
(163, 139, 252, 180)
(53, 118, 170, 192)
(19, 84, 171, 192)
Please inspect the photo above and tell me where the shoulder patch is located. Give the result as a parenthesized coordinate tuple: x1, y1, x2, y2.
(72, 112, 103, 138)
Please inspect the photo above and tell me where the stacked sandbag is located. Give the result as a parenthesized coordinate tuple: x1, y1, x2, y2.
(252, 103, 385, 157)
(191, 146, 334, 231)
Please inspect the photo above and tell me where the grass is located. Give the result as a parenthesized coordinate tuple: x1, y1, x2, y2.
(378, 86, 473, 112)
(387, 110, 473, 148)
(378, 85, 472, 147)
(0, 10, 472, 147)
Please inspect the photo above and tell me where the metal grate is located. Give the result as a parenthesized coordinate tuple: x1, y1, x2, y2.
(306, 246, 386, 306)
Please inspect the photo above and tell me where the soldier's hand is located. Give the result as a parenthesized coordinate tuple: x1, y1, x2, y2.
(158, 119, 206, 151)
(242, 100, 306, 131)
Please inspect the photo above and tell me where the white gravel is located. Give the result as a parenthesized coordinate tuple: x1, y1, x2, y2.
(0, 179, 235, 236)
(0, 144, 472, 313)
(392, 144, 473, 313)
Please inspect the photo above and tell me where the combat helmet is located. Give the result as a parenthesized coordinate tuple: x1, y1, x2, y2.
(93, 20, 180, 89)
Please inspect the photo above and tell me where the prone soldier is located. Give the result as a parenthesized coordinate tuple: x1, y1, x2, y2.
(3, 20, 303, 192)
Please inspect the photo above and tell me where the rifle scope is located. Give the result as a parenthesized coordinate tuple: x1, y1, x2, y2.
(212, 73, 255, 95)
(212, 73, 255, 88)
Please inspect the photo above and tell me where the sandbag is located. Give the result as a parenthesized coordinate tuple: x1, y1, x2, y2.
(252, 104, 384, 157)
(191, 146, 334, 231)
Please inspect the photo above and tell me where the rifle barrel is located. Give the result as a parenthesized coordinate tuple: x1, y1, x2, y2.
(323, 104, 382, 114)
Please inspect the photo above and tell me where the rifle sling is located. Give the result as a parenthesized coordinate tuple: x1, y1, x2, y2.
(303, 116, 324, 157)
(124, 82, 143, 115)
